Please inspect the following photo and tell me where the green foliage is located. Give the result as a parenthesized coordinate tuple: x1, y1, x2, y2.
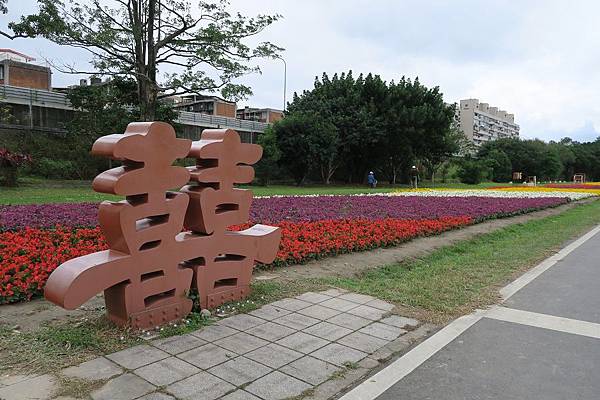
(285, 71, 460, 184)
(476, 137, 600, 181)
(457, 157, 487, 185)
(483, 149, 512, 182)
(37, 158, 78, 179)
(4, 0, 281, 120)
(255, 126, 282, 186)
(271, 113, 319, 185)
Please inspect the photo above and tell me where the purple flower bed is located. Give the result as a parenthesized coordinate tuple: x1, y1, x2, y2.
(250, 195, 568, 223)
(0, 195, 569, 231)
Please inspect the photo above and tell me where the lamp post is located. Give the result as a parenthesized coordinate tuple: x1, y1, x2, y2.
(275, 55, 287, 112)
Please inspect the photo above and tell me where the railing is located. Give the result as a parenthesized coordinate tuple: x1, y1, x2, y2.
(0, 85, 269, 133)
(177, 110, 268, 132)
(0, 85, 71, 109)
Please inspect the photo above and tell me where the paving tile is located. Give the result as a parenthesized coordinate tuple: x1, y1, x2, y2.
(214, 332, 269, 354)
(0, 374, 33, 387)
(296, 292, 332, 303)
(310, 343, 367, 367)
(280, 356, 341, 385)
(220, 390, 261, 400)
(303, 321, 352, 341)
(297, 304, 341, 320)
(327, 313, 372, 330)
(270, 298, 312, 311)
(338, 331, 389, 354)
(276, 331, 329, 354)
(272, 313, 320, 330)
(61, 357, 122, 380)
(360, 322, 406, 340)
(134, 356, 199, 386)
(245, 343, 303, 369)
(246, 322, 296, 342)
(151, 333, 206, 355)
(208, 356, 272, 386)
(365, 299, 396, 311)
(246, 321, 296, 342)
(166, 372, 234, 400)
(380, 315, 420, 328)
(136, 394, 176, 400)
(0, 374, 57, 400)
(245, 371, 312, 400)
(318, 288, 349, 297)
(320, 297, 360, 312)
(178, 343, 237, 369)
(191, 324, 238, 342)
(347, 305, 388, 321)
(249, 305, 292, 321)
(218, 314, 267, 331)
(106, 345, 169, 370)
(91, 373, 155, 400)
(338, 293, 375, 304)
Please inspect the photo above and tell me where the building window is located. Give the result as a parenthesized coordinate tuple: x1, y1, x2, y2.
(0, 65, 4, 80)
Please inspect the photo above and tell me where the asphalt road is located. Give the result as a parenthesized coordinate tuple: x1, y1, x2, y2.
(341, 226, 600, 400)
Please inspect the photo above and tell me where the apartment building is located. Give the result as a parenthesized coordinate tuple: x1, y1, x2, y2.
(236, 106, 283, 123)
(172, 94, 237, 118)
(0, 49, 52, 90)
(456, 98, 520, 147)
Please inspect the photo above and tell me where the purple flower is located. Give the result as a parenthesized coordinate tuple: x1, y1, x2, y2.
(0, 194, 568, 231)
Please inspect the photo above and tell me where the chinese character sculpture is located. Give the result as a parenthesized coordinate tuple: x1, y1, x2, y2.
(44, 122, 281, 329)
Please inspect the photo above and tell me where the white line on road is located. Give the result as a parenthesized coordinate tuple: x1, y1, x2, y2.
(338, 311, 485, 400)
(485, 306, 600, 339)
(339, 224, 600, 400)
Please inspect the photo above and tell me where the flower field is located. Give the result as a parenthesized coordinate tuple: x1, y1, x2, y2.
(0, 190, 583, 304)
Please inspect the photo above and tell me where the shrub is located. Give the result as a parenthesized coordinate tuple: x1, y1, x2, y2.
(0, 148, 32, 186)
(457, 158, 487, 185)
(37, 158, 79, 180)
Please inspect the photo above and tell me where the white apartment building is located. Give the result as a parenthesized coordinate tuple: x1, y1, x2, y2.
(456, 99, 520, 147)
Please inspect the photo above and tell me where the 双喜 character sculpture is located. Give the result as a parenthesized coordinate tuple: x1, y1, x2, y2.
(44, 122, 281, 329)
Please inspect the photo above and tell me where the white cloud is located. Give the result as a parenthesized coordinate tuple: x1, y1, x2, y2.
(4, 0, 600, 141)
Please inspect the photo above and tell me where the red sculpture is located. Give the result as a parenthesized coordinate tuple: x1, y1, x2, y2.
(44, 122, 281, 329)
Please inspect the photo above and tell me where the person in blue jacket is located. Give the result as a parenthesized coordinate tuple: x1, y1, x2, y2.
(367, 171, 377, 188)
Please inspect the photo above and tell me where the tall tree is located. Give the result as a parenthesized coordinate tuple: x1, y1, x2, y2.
(2, 0, 281, 120)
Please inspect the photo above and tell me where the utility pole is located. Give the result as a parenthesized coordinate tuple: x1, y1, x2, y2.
(275, 55, 287, 112)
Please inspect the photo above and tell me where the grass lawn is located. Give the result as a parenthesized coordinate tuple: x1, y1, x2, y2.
(1, 177, 504, 205)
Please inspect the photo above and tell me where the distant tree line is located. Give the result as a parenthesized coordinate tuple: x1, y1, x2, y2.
(258, 71, 462, 185)
(458, 137, 600, 184)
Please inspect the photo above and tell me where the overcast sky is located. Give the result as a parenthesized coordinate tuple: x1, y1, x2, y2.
(3, 0, 600, 142)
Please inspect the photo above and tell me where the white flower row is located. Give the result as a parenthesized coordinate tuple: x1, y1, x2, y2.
(390, 189, 592, 200)
(254, 189, 593, 201)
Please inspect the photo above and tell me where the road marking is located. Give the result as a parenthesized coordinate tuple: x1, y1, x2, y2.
(339, 224, 600, 400)
(338, 311, 485, 400)
(500, 224, 600, 301)
(485, 306, 600, 339)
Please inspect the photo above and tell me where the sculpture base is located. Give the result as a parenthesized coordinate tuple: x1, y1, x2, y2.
(128, 299, 193, 330)
(204, 285, 250, 309)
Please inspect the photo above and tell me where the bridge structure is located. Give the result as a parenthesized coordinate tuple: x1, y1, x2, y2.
(0, 85, 269, 140)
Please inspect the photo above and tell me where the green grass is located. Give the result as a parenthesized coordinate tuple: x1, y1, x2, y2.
(0, 315, 141, 375)
(1, 177, 504, 205)
(322, 199, 600, 323)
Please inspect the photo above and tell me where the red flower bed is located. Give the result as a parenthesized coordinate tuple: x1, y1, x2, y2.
(0, 216, 471, 304)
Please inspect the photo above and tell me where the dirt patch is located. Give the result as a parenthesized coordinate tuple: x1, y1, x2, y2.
(1, 199, 595, 332)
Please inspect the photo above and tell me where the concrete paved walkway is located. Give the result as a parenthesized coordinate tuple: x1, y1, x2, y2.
(0, 289, 433, 400)
(341, 225, 600, 400)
